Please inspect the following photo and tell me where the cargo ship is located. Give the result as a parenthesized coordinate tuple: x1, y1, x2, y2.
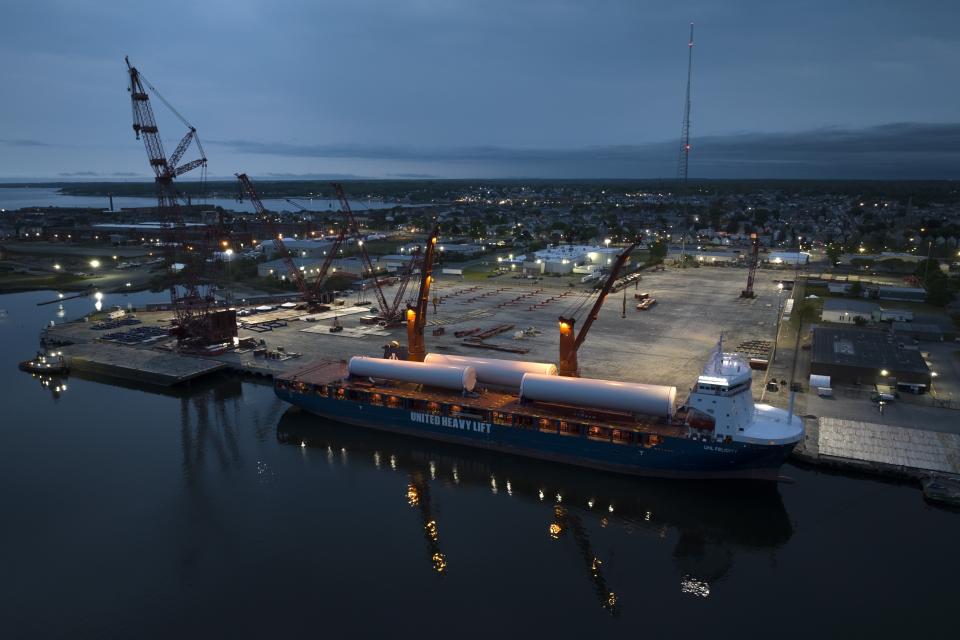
(274, 348, 804, 481)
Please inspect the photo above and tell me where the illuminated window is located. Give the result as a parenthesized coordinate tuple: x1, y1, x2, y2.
(587, 426, 611, 442)
(387, 396, 402, 409)
(611, 429, 631, 445)
(370, 393, 384, 406)
(335, 388, 346, 401)
(492, 412, 513, 426)
(558, 421, 581, 437)
(427, 402, 441, 416)
(538, 418, 558, 434)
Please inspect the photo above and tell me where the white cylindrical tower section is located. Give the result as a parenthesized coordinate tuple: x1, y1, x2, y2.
(424, 353, 557, 388)
(348, 356, 476, 392)
(520, 373, 676, 418)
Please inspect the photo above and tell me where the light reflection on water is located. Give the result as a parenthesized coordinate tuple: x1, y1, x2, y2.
(276, 410, 795, 610)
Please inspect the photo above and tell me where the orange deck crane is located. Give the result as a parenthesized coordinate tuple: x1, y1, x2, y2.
(558, 239, 640, 377)
(406, 224, 441, 362)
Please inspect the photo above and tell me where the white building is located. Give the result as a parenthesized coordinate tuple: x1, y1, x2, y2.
(820, 299, 879, 324)
(767, 251, 811, 266)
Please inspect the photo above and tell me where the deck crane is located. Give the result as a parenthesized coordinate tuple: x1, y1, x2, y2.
(740, 233, 759, 298)
(235, 173, 311, 303)
(558, 238, 640, 377)
(332, 183, 394, 320)
(285, 198, 311, 212)
(406, 224, 441, 362)
(125, 56, 217, 341)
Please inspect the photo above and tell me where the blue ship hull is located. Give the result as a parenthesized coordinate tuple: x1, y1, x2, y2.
(275, 385, 796, 481)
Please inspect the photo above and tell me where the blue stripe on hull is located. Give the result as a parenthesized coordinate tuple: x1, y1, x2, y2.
(275, 388, 795, 481)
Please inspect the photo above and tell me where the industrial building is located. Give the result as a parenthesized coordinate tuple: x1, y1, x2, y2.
(258, 256, 367, 280)
(876, 286, 927, 302)
(257, 238, 333, 260)
(767, 251, 810, 266)
(892, 322, 944, 342)
(820, 299, 880, 324)
(809, 326, 932, 388)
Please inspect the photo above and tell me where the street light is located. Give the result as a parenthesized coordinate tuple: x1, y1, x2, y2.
(880, 369, 889, 377)
(89, 259, 101, 268)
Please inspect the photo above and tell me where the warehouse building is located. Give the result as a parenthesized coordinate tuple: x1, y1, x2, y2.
(820, 299, 880, 324)
(877, 286, 926, 302)
(809, 327, 932, 388)
(891, 322, 944, 342)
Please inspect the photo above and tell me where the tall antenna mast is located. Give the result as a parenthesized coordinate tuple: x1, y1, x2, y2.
(678, 22, 694, 182)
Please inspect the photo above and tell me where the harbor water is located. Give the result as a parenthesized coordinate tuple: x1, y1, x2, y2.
(0, 186, 400, 214)
(0, 289, 957, 638)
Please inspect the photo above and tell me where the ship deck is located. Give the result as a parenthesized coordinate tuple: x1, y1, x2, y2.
(280, 359, 689, 439)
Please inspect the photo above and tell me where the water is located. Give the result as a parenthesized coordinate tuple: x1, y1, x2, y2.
(1, 290, 958, 638)
(0, 186, 401, 213)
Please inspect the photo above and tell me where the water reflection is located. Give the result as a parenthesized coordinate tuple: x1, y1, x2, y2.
(29, 373, 69, 400)
(277, 409, 793, 609)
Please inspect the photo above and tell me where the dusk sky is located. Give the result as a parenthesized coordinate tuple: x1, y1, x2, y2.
(1, 0, 958, 180)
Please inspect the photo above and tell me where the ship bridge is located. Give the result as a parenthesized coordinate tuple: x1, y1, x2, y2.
(688, 352, 802, 447)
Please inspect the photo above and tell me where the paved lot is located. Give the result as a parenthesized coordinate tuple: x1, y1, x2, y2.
(46, 265, 784, 395)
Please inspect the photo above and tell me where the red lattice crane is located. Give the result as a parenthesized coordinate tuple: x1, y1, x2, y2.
(125, 56, 217, 341)
(558, 238, 640, 377)
(235, 173, 311, 302)
(332, 183, 394, 320)
(741, 233, 759, 298)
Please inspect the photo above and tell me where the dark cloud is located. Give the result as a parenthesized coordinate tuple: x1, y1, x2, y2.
(258, 172, 364, 180)
(210, 123, 960, 179)
(388, 172, 440, 179)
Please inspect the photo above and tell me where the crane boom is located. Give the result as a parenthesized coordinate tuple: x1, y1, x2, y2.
(285, 198, 308, 212)
(406, 224, 440, 362)
(740, 233, 759, 298)
(125, 56, 212, 339)
(332, 183, 391, 318)
(558, 239, 640, 377)
(235, 173, 311, 301)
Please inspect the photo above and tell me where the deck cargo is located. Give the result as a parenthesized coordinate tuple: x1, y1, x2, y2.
(424, 353, 557, 388)
(348, 356, 477, 392)
(520, 373, 677, 418)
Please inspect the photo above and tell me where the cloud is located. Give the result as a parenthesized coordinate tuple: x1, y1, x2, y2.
(388, 172, 440, 179)
(1, 138, 53, 147)
(208, 123, 960, 179)
(258, 171, 365, 180)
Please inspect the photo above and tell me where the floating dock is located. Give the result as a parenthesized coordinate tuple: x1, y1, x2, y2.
(62, 342, 226, 387)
